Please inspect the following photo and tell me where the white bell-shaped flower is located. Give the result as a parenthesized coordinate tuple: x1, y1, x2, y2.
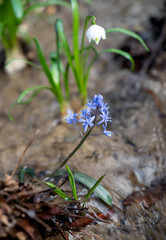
(86, 24, 106, 45)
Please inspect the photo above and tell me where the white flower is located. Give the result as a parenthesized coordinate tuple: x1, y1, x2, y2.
(86, 24, 106, 45)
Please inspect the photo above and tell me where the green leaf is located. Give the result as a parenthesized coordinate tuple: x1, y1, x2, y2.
(45, 182, 71, 200)
(50, 52, 60, 85)
(10, 0, 23, 23)
(17, 86, 52, 103)
(84, 48, 135, 86)
(24, 0, 70, 17)
(101, 48, 135, 71)
(71, 0, 79, 69)
(45, 182, 57, 188)
(55, 19, 80, 91)
(0, 0, 18, 50)
(63, 63, 70, 98)
(106, 28, 149, 52)
(66, 165, 77, 200)
(8, 102, 19, 122)
(84, 174, 105, 201)
(33, 37, 55, 86)
(5, 58, 42, 70)
(33, 37, 64, 104)
(8, 86, 51, 121)
(74, 171, 112, 206)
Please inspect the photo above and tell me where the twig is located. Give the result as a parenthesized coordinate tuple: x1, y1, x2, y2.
(11, 129, 40, 178)
(14, 203, 52, 231)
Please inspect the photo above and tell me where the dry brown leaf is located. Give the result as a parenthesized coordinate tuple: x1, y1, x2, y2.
(17, 218, 35, 240)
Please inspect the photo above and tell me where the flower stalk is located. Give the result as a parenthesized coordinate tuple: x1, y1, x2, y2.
(57, 94, 113, 169)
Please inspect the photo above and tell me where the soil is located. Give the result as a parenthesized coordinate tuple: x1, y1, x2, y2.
(0, 0, 166, 239)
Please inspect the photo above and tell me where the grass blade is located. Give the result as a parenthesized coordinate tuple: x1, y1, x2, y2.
(17, 86, 52, 103)
(5, 58, 42, 70)
(74, 171, 112, 206)
(8, 86, 52, 121)
(45, 182, 71, 200)
(33, 37, 64, 104)
(33, 37, 55, 87)
(50, 52, 60, 85)
(55, 19, 80, 91)
(84, 174, 105, 201)
(106, 28, 149, 51)
(71, 0, 79, 69)
(66, 165, 77, 200)
(24, 0, 70, 17)
(101, 48, 135, 71)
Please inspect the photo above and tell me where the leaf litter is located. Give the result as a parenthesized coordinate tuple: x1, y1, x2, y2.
(0, 131, 113, 240)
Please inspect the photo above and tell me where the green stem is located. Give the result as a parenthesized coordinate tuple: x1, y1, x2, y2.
(80, 15, 96, 65)
(56, 126, 94, 170)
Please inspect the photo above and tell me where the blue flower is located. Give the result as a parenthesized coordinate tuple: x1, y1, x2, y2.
(93, 94, 103, 108)
(66, 94, 113, 138)
(103, 125, 113, 138)
(98, 111, 112, 127)
(86, 100, 96, 110)
(100, 102, 109, 114)
(79, 115, 95, 132)
(80, 108, 91, 119)
(65, 110, 78, 124)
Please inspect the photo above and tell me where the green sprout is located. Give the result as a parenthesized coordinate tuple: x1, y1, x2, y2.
(0, 0, 70, 73)
(9, 0, 149, 118)
(45, 165, 111, 206)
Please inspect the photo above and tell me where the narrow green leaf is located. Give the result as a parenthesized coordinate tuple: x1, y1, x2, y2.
(8, 86, 51, 121)
(10, 0, 23, 23)
(106, 28, 149, 52)
(71, 0, 79, 69)
(45, 182, 57, 188)
(55, 19, 80, 91)
(84, 174, 105, 201)
(64, 63, 70, 98)
(74, 171, 112, 206)
(0, 0, 18, 49)
(50, 52, 60, 85)
(33, 37, 54, 86)
(85, 48, 135, 86)
(101, 48, 135, 71)
(66, 165, 77, 200)
(33, 37, 64, 104)
(24, 0, 70, 17)
(17, 86, 52, 103)
(55, 19, 73, 70)
(5, 58, 42, 70)
(8, 102, 19, 122)
(45, 182, 71, 200)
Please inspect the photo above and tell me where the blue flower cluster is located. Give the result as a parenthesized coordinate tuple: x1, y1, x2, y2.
(66, 94, 113, 137)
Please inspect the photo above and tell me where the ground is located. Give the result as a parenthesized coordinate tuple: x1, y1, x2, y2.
(0, 0, 166, 239)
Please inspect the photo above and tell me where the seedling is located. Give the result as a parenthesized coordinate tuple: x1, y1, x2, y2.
(10, 0, 149, 117)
